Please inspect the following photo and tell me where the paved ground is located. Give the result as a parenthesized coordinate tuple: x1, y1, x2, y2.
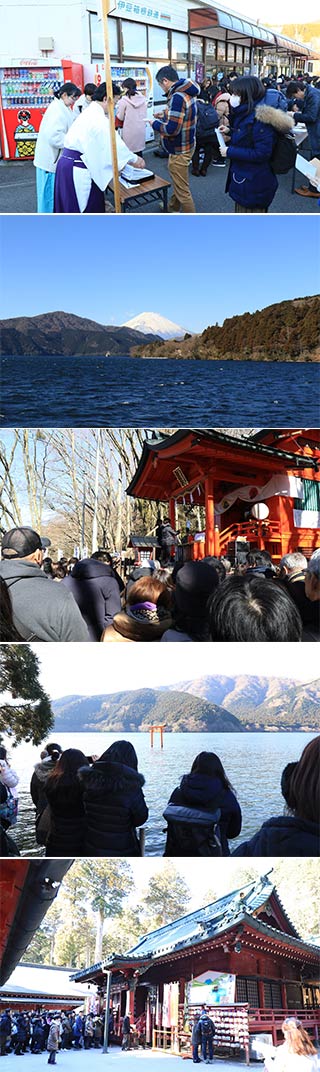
(0, 1051, 250, 1069)
(0, 142, 318, 213)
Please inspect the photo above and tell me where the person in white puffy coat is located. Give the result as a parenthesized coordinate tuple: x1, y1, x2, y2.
(264, 1018, 319, 1072)
(0, 745, 19, 801)
(34, 83, 81, 213)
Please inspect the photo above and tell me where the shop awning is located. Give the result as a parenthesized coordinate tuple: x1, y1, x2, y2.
(189, 6, 275, 45)
(275, 33, 316, 57)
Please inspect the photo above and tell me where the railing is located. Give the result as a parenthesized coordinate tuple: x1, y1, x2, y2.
(248, 1006, 320, 1044)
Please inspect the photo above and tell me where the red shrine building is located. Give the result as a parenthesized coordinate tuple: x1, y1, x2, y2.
(127, 429, 320, 564)
(74, 874, 320, 1064)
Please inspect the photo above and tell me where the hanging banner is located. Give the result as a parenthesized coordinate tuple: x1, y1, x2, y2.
(188, 971, 236, 1006)
(162, 984, 170, 1027)
(293, 509, 320, 529)
(170, 983, 179, 1027)
(215, 475, 304, 516)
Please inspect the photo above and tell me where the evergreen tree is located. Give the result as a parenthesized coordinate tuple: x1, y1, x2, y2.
(61, 860, 133, 962)
(0, 644, 53, 745)
(140, 861, 191, 930)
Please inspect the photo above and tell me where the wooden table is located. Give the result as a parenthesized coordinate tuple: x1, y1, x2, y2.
(107, 173, 171, 212)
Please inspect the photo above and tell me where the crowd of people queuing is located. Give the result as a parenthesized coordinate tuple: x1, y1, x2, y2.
(0, 1008, 109, 1060)
(0, 525, 319, 643)
(0, 1008, 318, 1069)
(1, 735, 319, 859)
(32, 66, 320, 213)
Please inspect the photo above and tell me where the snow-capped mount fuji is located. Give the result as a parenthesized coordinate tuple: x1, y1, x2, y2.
(123, 311, 190, 340)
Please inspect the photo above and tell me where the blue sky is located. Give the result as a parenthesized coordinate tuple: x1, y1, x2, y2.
(1, 215, 319, 332)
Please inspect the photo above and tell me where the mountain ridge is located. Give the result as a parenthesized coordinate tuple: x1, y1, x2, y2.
(0, 310, 162, 357)
(51, 677, 319, 733)
(52, 688, 243, 734)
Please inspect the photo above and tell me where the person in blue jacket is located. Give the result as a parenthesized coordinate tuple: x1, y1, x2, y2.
(219, 75, 294, 211)
(62, 550, 121, 640)
(286, 79, 320, 198)
(164, 751, 242, 856)
(233, 735, 319, 857)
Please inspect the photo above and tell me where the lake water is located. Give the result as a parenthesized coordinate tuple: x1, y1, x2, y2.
(1, 355, 319, 426)
(6, 730, 316, 858)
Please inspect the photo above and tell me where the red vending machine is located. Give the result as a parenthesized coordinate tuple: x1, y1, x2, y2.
(0, 61, 83, 160)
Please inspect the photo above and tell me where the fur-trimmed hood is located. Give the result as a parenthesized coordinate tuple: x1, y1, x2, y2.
(78, 759, 145, 794)
(255, 104, 294, 132)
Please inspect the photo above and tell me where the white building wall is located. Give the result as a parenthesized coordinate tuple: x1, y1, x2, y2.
(0, 0, 90, 67)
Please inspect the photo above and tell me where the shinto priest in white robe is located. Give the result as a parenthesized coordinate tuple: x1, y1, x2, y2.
(54, 101, 139, 213)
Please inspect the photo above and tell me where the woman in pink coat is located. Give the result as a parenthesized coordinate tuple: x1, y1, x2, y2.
(116, 78, 147, 154)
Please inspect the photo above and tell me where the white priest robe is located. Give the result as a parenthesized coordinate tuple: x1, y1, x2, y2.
(55, 101, 138, 212)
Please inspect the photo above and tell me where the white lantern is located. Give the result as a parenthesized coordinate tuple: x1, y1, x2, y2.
(251, 502, 269, 521)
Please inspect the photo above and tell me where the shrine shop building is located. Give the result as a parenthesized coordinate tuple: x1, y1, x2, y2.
(73, 874, 320, 1063)
(126, 429, 320, 564)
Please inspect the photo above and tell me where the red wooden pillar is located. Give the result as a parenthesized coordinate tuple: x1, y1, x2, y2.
(281, 982, 287, 1011)
(205, 476, 215, 556)
(129, 982, 136, 1019)
(169, 498, 176, 530)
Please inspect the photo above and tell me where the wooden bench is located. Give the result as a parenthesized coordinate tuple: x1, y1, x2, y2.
(107, 173, 171, 213)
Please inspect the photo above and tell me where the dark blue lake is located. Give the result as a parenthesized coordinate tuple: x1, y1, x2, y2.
(1, 354, 319, 426)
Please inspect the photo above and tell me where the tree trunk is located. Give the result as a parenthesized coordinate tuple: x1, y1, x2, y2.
(94, 909, 104, 963)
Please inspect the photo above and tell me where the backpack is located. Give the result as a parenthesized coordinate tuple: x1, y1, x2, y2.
(247, 116, 297, 175)
(0, 784, 18, 827)
(163, 804, 222, 857)
(270, 131, 297, 174)
(196, 102, 218, 138)
(200, 1016, 215, 1039)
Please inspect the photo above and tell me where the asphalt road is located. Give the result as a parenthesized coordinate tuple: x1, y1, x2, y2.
(0, 145, 318, 213)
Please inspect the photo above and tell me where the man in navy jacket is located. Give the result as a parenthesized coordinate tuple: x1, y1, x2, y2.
(63, 550, 121, 640)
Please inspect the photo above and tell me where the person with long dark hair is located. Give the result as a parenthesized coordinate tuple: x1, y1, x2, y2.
(164, 751, 241, 856)
(45, 748, 89, 856)
(233, 736, 320, 856)
(78, 740, 148, 856)
(34, 82, 81, 212)
(218, 75, 294, 211)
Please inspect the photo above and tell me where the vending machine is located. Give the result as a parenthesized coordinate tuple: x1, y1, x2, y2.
(92, 60, 154, 142)
(0, 61, 83, 160)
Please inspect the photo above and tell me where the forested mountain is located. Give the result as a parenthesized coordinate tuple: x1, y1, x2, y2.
(168, 675, 320, 729)
(0, 311, 161, 356)
(52, 689, 242, 733)
(52, 676, 319, 733)
(131, 296, 320, 362)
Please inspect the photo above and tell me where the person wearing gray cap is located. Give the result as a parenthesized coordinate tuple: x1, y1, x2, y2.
(0, 526, 89, 642)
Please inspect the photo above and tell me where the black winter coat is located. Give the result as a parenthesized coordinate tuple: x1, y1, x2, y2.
(0, 1013, 11, 1038)
(63, 559, 121, 640)
(45, 779, 87, 856)
(78, 759, 148, 856)
(164, 772, 241, 856)
(232, 814, 319, 857)
(30, 759, 58, 817)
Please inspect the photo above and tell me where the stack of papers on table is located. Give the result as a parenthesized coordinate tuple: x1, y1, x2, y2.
(120, 164, 154, 186)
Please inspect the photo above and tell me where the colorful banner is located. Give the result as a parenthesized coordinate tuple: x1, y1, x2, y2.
(188, 971, 236, 1006)
(215, 475, 304, 516)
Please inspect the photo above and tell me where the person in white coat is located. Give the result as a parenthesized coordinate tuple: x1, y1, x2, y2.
(264, 1018, 319, 1072)
(34, 82, 81, 213)
(0, 745, 19, 801)
(54, 82, 146, 213)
